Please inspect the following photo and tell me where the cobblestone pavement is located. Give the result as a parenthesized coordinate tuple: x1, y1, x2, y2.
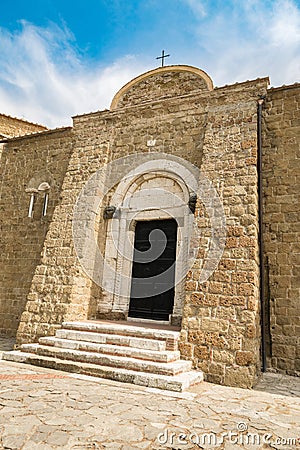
(0, 338, 299, 449)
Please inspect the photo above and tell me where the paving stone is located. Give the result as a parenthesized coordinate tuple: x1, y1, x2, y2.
(65, 399, 93, 410)
(144, 423, 166, 440)
(30, 430, 49, 444)
(101, 444, 121, 450)
(1, 434, 27, 449)
(26, 400, 54, 411)
(45, 430, 70, 446)
(0, 358, 299, 449)
(132, 441, 153, 449)
(3, 417, 40, 435)
(22, 442, 53, 450)
(0, 400, 22, 409)
(105, 423, 144, 442)
(43, 416, 71, 426)
(121, 445, 146, 450)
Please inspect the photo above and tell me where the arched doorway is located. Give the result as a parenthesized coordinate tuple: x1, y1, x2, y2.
(98, 156, 198, 326)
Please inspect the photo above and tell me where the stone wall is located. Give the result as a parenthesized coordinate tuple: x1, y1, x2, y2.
(179, 80, 268, 388)
(13, 66, 269, 388)
(15, 123, 111, 343)
(0, 114, 47, 138)
(15, 82, 209, 344)
(1, 66, 298, 387)
(262, 84, 300, 376)
(0, 128, 73, 336)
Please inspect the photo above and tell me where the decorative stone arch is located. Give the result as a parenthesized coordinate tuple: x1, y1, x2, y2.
(110, 65, 214, 110)
(99, 158, 198, 325)
(25, 169, 53, 191)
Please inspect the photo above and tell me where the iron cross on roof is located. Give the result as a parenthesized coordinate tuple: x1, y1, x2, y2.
(156, 50, 170, 67)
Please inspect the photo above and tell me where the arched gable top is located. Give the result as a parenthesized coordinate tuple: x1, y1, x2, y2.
(110, 65, 214, 110)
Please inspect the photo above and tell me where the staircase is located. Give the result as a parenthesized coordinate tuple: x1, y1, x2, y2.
(2, 321, 203, 392)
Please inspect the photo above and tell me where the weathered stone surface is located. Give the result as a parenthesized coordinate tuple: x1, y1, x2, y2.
(2, 321, 203, 391)
(236, 350, 254, 366)
(263, 84, 300, 377)
(0, 113, 46, 138)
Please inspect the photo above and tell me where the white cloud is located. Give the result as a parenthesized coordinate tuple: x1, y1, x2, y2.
(268, 0, 300, 46)
(0, 21, 149, 128)
(0, 2, 299, 129)
(184, 0, 300, 87)
(184, 0, 207, 17)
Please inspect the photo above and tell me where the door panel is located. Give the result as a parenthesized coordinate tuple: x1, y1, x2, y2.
(129, 219, 177, 321)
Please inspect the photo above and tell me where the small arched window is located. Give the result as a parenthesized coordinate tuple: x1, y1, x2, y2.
(26, 181, 51, 219)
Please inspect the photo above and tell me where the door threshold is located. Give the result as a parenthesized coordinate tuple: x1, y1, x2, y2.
(127, 317, 170, 326)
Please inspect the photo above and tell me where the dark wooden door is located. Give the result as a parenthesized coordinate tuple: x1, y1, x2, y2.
(129, 219, 177, 321)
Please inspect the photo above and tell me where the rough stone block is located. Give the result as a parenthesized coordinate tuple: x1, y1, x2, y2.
(236, 350, 254, 366)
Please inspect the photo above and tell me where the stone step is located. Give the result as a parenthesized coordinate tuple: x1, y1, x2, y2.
(20, 344, 192, 376)
(55, 329, 167, 351)
(2, 351, 203, 392)
(39, 337, 180, 363)
(62, 321, 179, 350)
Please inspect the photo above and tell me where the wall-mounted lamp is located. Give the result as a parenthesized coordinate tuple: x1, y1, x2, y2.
(188, 193, 197, 214)
(103, 205, 116, 219)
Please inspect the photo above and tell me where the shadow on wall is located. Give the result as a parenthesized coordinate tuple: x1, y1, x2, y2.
(0, 129, 73, 337)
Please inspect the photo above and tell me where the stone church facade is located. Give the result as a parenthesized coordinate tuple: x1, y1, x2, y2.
(0, 65, 299, 388)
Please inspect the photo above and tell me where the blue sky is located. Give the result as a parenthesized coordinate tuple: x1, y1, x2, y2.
(0, 0, 299, 127)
